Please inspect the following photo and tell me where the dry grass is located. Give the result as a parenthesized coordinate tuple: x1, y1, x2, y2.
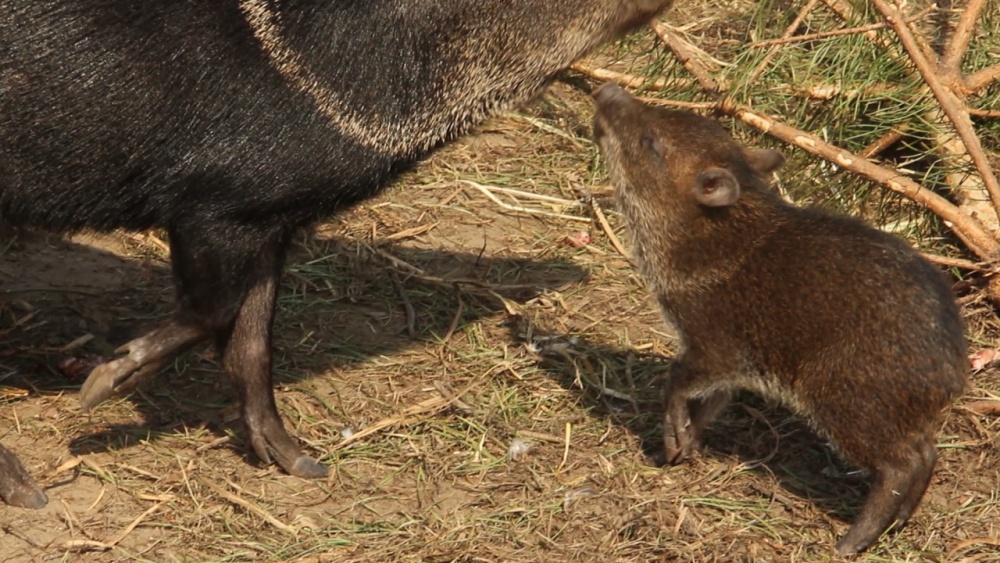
(2, 6, 1000, 563)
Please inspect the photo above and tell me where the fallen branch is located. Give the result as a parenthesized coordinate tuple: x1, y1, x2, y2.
(859, 126, 908, 159)
(920, 252, 990, 272)
(873, 0, 1000, 222)
(716, 101, 1000, 259)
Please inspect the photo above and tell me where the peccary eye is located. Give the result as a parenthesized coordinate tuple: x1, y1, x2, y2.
(640, 133, 662, 157)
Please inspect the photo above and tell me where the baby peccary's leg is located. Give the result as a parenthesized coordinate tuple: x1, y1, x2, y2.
(835, 436, 938, 557)
(891, 438, 937, 526)
(662, 360, 726, 464)
(220, 242, 327, 479)
(0, 443, 47, 509)
(79, 321, 208, 410)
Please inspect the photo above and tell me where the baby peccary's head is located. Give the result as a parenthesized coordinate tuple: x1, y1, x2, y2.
(592, 84, 968, 557)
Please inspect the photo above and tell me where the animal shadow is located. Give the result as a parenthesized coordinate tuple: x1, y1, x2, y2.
(0, 229, 586, 460)
(513, 323, 869, 526)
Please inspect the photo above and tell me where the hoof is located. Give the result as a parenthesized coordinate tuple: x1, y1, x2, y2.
(79, 356, 140, 411)
(6, 484, 48, 509)
(290, 455, 329, 479)
(664, 446, 685, 465)
(835, 536, 864, 558)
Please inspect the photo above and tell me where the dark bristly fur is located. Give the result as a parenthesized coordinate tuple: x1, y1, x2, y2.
(0, 0, 673, 507)
(591, 83, 968, 556)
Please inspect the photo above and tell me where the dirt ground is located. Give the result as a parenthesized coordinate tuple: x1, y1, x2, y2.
(3, 28, 1000, 563)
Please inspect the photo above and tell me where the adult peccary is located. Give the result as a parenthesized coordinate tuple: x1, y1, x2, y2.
(591, 84, 968, 556)
(0, 1, 674, 507)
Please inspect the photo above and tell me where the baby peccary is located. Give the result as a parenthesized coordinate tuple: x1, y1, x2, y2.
(592, 84, 968, 556)
(0, 0, 673, 498)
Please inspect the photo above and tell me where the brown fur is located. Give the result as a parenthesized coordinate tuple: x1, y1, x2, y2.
(592, 84, 968, 556)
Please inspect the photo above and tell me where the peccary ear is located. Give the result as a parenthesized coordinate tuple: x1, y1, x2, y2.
(693, 168, 740, 207)
(743, 148, 785, 176)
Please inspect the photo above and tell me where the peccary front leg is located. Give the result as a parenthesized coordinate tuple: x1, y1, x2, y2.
(661, 359, 727, 465)
(219, 238, 327, 479)
(166, 226, 325, 478)
(0, 443, 47, 509)
(82, 221, 325, 478)
(79, 321, 208, 410)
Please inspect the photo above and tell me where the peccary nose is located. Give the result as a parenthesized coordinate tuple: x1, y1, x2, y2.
(592, 82, 631, 109)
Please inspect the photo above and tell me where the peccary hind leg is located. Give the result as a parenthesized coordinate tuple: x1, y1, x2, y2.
(835, 436, 938, 556)
(79, 321, 208, 410)
(0, 443, 47, 509)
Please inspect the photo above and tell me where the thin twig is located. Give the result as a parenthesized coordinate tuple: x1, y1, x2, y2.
(200, 479, 297, 535)
(557, 422, 572, 473)
(570, 61, 696, 92)
(941, 0, 987, 73)
(751, 5, 935, 48)
(969, 108, 1000, 118)
(383, 222, 437, 242)
(568, 64, 718, 110)
(920, 252, 990, 271)
(821, 0, 890, 46)
(966, 63, 1000, 94)
(333, 379, 479, 451)
(390, 273, 416, 339)
(63, 501, 167, 551)
(479, 184, 584, 207)
(365, 244, 572, 294)
(747, 0, 820, 82)
(440, 286, 465, 346)
(859, 126, 908, 159)
(589, 199, 631, 260)
(459, 180, 591, 223)
(873, 0, 1000, 238)
(650, 20, 724, 94)
(107, 501, 167, 546)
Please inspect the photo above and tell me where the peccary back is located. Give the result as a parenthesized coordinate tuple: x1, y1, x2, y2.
(0, 0, 674, 504)
(591, 83, 967, 556)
